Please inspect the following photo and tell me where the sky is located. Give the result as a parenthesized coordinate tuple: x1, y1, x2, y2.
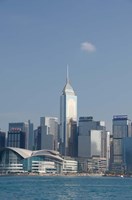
(0, 0, 132, 132)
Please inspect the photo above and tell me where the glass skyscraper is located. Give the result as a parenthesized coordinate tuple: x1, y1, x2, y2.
(7, 121, 34, 150)
(60, 71, 77, 156)
(112, 115, 132, 171)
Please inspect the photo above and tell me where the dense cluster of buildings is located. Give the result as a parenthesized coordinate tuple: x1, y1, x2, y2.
(0, 72, 132, 175)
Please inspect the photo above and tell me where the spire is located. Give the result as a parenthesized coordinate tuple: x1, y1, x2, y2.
(62, 65, 75, 95)
(66, 64, 69, 83)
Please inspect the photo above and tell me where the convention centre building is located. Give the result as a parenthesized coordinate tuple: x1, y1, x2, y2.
(0, 147, 78, 174)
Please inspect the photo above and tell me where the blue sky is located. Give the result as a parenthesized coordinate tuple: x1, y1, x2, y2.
(0, 0, 132, 131)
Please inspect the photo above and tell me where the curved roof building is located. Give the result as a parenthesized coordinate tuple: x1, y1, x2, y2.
(6, 147, 32, 158)
(0, 147, 64, 174)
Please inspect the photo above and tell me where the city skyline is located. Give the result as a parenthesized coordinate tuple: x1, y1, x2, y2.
(1, 0, 132, 131)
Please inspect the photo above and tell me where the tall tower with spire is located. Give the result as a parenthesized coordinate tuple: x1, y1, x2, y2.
(60, 67, 77, 156)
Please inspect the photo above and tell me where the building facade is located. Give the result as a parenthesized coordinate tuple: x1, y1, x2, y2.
(7, 121, 34, 150)
(60, 72, 77, 156)
(87, 156, 107, 173)
(7, 129, 26, 148)
(112, 115, 132, 171)
(34, 126, 41, 150)
(40, 117, 59, 151)
(122, 137, 132, 172)
(78, 116, 110, 170)
(68, 120, 78, 157)
(0, 131, 6, 148)
(0, 147, 78, 174)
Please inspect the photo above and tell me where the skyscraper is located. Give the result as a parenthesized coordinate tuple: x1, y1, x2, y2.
(60, 69, 77, 156)
(40, 117, 59, 150)
(0, 131, 6, 148)
(78, 116, 108, 158)
(112, 115, 132, 171)
(34, 126, 41, 150)
(7, 121, 34, 150)
(77, 116, 110, 172)
(7, 128, 26, 148)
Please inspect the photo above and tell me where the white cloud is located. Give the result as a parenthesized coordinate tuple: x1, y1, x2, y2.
(81, 42, 96, 53)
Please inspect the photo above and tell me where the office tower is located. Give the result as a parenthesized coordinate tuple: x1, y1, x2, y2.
(0, 131, 6, 148)
(109, 134, 114, 170)
(7, 121, 34, 150)
(122, 137, 132, 172)
(40, 117, 59, 150)
(7, 128, 26, 148)
(60, 70, 77, 156)
(112, 115, 132, 171)
(78, 116, 109, 159)
(90, 130, 104, 156)
(26, 120, 34, 150)
(68, 120, 78, 157)
(34, 126, 41, 150)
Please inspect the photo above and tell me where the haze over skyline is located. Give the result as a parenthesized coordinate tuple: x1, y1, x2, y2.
(0, 0, 132, 131)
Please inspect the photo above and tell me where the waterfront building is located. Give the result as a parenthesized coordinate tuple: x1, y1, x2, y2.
(0, 147, 78, 174)
(40, 117, 59, 151)
(62, 157, 78, 173)
(87, 156, 107, 173)
(7, 121, 34, 150)
(76, 156, 108, 173)
(112, 115, 132, 171)
(31, 161, 56, 174)
(60, 69, 77, 156)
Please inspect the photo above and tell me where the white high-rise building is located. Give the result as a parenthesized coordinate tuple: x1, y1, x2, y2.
(60, 69, 77, 156)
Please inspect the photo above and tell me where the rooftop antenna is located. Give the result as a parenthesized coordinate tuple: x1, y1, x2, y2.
(66, 64, 69, 83)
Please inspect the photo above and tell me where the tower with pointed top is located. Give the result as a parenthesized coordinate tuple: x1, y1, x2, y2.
(60, 69, 77, 156)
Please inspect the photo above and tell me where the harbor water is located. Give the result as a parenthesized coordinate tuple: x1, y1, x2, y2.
(0, 175, 132, 200)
